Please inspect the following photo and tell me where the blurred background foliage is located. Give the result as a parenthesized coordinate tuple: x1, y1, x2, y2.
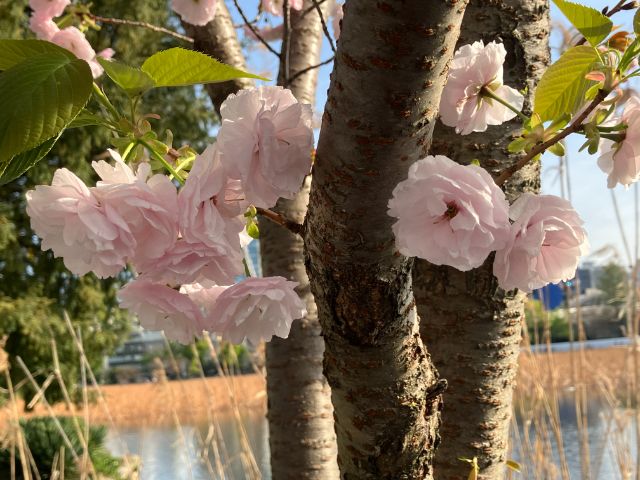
(0, 0, 216, 405)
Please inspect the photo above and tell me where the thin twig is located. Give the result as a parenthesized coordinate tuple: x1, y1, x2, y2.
(311, 0, 336, 54)
(88, 14, 194, 43)
(302, 0, 328, 17)
(574, 0, 631, 46)
(256, 207, 304, 235)
(232, 0, 281, 57)
(289, 56, 335, 83)
(282, 0, 292, 86)
(495, 88, 610, 186)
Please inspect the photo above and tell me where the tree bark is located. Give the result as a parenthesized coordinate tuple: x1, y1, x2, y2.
(304, 0, 468, 477)
(181, 2, 254, 118)
(262, 1, 340, 478)
(413, 1, 550, 478)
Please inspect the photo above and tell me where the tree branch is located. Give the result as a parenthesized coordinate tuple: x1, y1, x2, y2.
(311, 0, 336, 54)
(288, 56, 335, 83)
(495, 88, 610, 186)
(256, 207, 304, 235)
(232, 0, 281, 57)
(88, 14, 194, 43)
(282, 0, 292, 86)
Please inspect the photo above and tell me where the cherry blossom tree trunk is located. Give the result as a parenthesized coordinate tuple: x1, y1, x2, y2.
(261, 1, 340, 478)
(413, 1, 550, 478)
(185, 6, 338, 477)
(181, 2, 253, 118)
(304, 0, 468, 476)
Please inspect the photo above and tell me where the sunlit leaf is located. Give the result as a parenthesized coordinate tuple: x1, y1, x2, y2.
(141, 48, 267, 88)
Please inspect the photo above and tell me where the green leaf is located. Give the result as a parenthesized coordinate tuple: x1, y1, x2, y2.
(533, 45, 599, 122)
(548, 141, 566, 156)
(141, 48, 268, 88)
(247, 222, 260, 239)
(506, 460, 521, 472)
(0, 39, 75, 71)
(67, 110, 111, 129)
(0, 135, 59, 185)
(553, 0, 613, 47)
(0, 53, 93, 164)
(634, 8, 640, 35)
(97, 58, 155, 97)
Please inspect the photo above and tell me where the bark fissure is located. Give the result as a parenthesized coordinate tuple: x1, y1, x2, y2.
(304, 0, 468, 477)
(414, 1, 550, 478)
(263, 0, 340, 478)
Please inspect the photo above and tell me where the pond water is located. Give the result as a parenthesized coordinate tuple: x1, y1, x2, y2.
(107, 397, 638, 479)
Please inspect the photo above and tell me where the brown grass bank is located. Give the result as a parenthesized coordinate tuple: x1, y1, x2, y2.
(2, 374, 266, 427)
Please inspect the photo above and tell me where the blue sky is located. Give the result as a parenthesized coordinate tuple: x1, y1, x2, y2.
(231, 0, 638, 267)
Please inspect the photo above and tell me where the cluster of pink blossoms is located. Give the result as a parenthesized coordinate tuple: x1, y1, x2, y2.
(26, 86, 313, 344)
(29, 0, 113, 78)
(388, 156, 588, 292)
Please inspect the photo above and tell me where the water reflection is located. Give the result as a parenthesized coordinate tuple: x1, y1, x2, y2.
(512, 394, 638, 479)
(106, 408, 271, 480)
(107, 396, 638, 479)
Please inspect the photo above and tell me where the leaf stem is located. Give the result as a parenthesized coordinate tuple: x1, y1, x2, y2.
(137, 139, 184, 185)
(480, 87, 529, 121)
(92, 83, 120, 121)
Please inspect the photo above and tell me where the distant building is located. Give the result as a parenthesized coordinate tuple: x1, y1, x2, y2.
(106, 329, 165, 382)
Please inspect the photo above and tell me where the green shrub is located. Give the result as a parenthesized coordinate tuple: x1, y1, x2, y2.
(0, 416, 122, 479)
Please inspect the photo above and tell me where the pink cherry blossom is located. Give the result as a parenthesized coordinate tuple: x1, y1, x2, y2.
(493, 193, 588, 292)
(30, 12, 59, 40)
(180, 283, 227, 316)
(118, 279, 205, 343)
(439, 40, 524, 135)
(597, 96, 640, 188)
(50, 27, 105, 78)
(261, 0, 303, 16)
(178, 143, 246, 251)
(140, 239, 243, 286)
(217, 86, 314, 208)
(92, 152, 179, 271)
(206, 277, 306, 344)
(98, 48, 115, 60)
(171, 0, 218, 26)
(26, 168, 134, 278)
(30, 0, 69, 18)
(388, 155, 511, 271)
(332, 2, 343, 40)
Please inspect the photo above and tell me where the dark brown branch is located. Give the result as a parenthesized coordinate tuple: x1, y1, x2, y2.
(301, 0, 328, 17)
(288, 56, 334, 83)
(495, 88, 610, 186)
(256, 207, 304, 235)
(282, 0, 292, 86)
(311, 0, 336, 54)
(231, 0, 281, 57)
(89, 14, 194, 43)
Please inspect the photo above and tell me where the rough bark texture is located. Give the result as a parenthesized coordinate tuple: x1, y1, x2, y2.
(181, 2, 253, 118)
(262, 1, 339, 478)
(413, 1, 550, 478)
(304, 0, 468, 477)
